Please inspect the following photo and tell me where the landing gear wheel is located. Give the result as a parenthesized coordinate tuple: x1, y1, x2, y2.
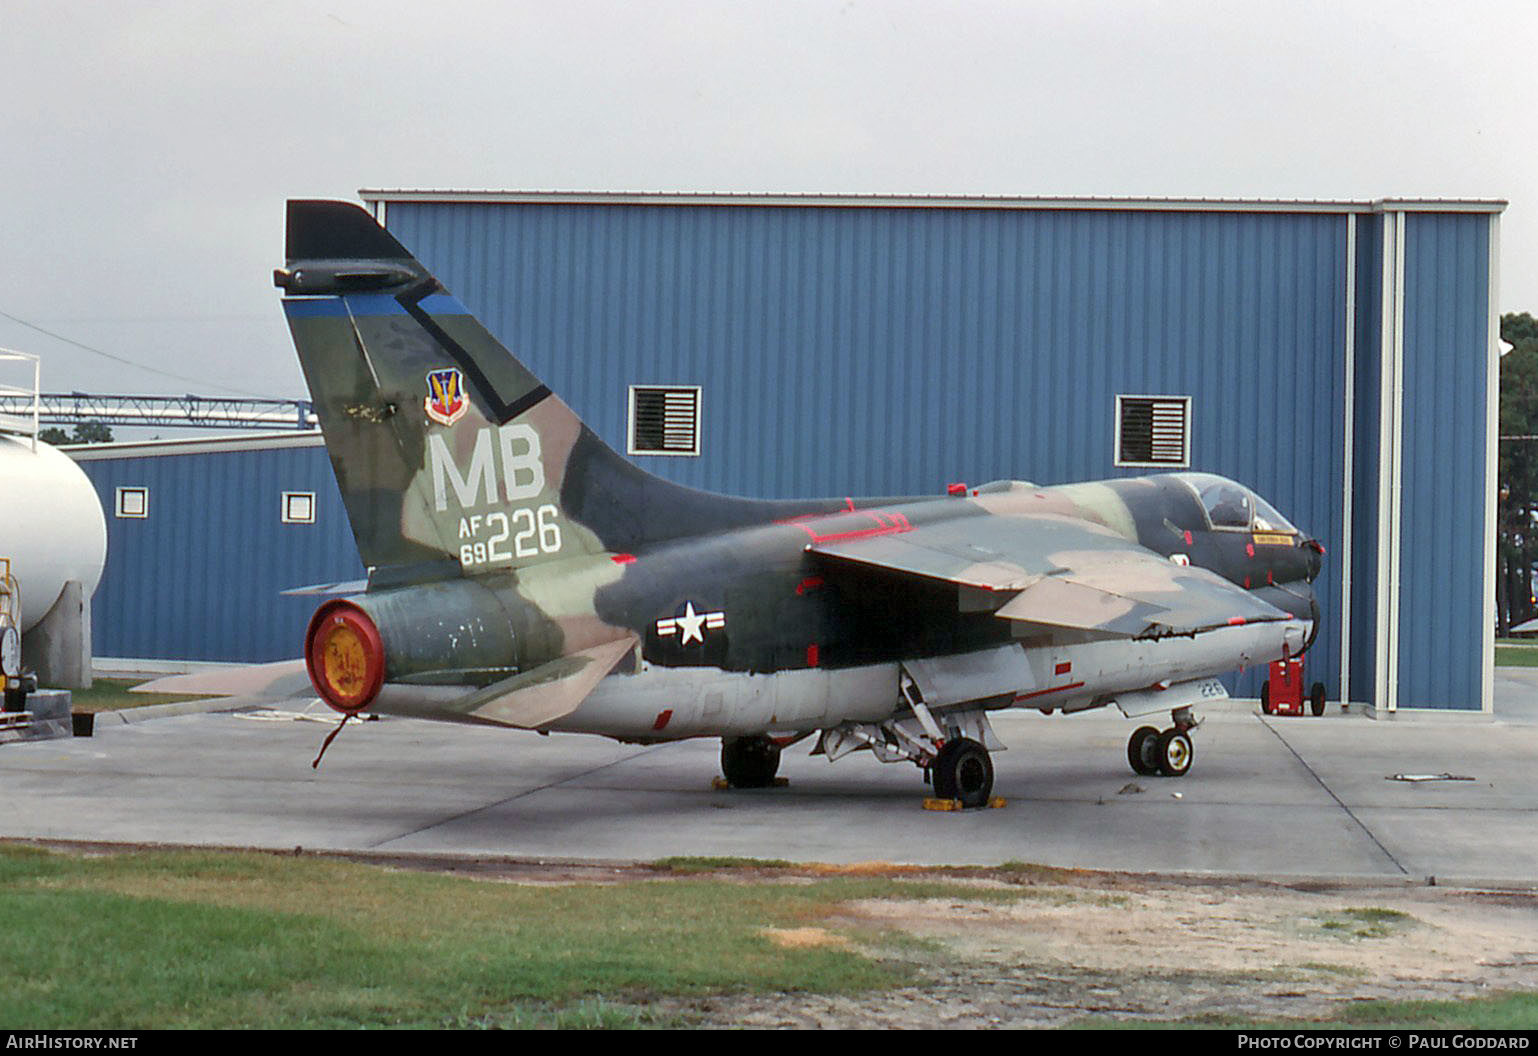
(1310, 682, 1327, 717)
(1260, 682, 1273, 715)
(720, 736, 781, 789)
(1156, 728, 1193, 777)
(1127, 725, 1161, 776)
(931, 738, 994, 808)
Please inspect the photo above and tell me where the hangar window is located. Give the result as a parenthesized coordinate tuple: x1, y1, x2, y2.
(281, 491, 316, 525)
(1114, 395, 1190, 468)
(628, 385, 701, 457)
(114, 486, 149, 519)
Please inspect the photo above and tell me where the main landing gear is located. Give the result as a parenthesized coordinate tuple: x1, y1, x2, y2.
(720, 735, 782, 789)
(1126, 719, 1195, 777)
(929, 738, 995, 809)
(812, 692, 1003, 809)
(726, 726, 1000, 808)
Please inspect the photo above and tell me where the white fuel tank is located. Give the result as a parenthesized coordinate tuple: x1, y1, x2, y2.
(0, 435, 107, 631)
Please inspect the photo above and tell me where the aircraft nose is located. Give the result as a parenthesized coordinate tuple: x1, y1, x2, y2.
(1300, 538, 1325, 582)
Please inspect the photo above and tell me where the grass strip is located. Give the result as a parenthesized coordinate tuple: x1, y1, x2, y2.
(67, 677, 214, 713)
(1496, 646, 1538, 667)
(0, 843, 1005, 1029)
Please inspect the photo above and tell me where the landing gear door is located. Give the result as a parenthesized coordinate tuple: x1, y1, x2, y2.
(1113, 677, 1227, 719)
(902, 643, 1038, 708)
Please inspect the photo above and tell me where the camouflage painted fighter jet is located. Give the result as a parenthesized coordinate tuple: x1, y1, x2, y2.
(275, 200, 1323, 807)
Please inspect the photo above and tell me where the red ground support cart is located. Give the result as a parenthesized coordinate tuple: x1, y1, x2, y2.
(1259, 647, 1327, 717)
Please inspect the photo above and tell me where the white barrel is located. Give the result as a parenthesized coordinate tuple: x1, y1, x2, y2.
(0, 435, 107, 631)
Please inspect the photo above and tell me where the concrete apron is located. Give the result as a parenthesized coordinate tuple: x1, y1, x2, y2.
(2, 686, 1536, 885)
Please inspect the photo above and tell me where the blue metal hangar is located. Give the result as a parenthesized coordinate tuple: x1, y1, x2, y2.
(74, 191, 1504, 716)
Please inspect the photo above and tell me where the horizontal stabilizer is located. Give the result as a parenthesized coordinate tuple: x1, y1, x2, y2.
(134, 659, 311, 699)
(280, 579, 368, 597)
(461, 635, 638, 729)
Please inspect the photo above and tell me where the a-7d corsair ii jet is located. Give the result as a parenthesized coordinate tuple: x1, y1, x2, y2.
(276, 200, 1323, 807)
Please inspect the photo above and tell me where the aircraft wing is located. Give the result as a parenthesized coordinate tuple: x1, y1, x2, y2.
(809, 511, 1288, 637)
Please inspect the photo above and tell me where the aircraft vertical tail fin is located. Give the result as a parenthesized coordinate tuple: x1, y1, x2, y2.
(277, 200, 820, 585)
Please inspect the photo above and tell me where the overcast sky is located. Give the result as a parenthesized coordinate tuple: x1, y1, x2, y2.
(1, 0, 1532, 406)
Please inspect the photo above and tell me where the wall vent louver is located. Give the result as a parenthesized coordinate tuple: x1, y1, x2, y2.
(1115, 395, 1190, 467)
(628, 385, 701, 457)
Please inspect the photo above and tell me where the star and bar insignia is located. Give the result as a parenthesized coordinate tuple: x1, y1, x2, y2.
(655, 601, 726, 645)
(649, 601, 728, 665)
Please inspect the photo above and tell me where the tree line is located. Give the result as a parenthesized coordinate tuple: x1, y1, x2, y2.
(1499, 312, 1538, 634)
(39, 421, 113, 445)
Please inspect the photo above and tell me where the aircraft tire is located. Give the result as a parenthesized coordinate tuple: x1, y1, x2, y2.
(1156, 728, 1193, 777)
(1127, 726, 1161, 775)
(931, 738, 993, 808)
(1260, 682, 1273, 715)
(720, 736, 781, 789)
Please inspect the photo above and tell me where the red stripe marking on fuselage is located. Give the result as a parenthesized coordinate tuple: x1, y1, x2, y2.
(652, 709, 673, 731)
(793, 510, 913, 544)
(1014, 681, 1086, 703)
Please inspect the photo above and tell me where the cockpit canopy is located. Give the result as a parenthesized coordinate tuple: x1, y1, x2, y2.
(1171, 472, 1298, 534)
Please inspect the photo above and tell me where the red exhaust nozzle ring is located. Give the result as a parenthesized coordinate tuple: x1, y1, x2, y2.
(304, 601, 385, 715)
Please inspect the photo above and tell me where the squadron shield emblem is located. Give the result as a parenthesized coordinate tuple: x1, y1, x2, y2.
(424, 368, 467, 426)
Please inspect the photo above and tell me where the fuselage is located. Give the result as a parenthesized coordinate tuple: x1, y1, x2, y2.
(360, 471, 1318, 739)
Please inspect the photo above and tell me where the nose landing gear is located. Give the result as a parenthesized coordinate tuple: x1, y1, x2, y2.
(1127, 722, 1195, 778)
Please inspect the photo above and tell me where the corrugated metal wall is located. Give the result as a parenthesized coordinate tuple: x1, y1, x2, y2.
(1397, 213, 1490, 708)
(68, 199, 1495, 711)
(387, 201, 1350, 699)
(1349, 214, 1384, 706)
(75, 442, 363, 662)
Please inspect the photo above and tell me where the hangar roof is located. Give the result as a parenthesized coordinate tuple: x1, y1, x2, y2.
(64, 431, 323, 461)
(359, 189, 1507, 214)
